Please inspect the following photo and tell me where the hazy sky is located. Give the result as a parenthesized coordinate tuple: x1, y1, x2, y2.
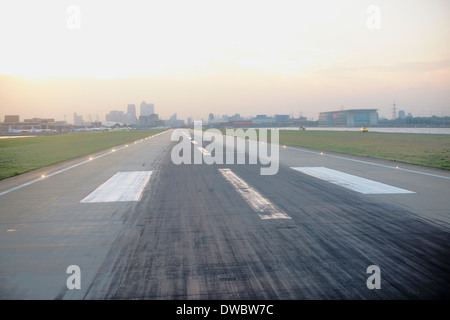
(1, 0, 449, 122)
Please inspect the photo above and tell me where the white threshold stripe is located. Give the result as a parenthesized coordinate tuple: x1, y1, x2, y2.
(284, 145, 450, 180)
(219, 168, 291, 219)
(291, 167, 415, 194)
(0, 130, 169, 197)
(80, 171, 153, 203)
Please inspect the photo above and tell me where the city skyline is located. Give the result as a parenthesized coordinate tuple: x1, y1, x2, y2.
(4, 105, 446, 129)
(1, 100, 448, 126)
(1, 1, 449, 122)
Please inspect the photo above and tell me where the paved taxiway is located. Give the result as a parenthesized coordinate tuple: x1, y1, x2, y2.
(0, 129, 449, 299)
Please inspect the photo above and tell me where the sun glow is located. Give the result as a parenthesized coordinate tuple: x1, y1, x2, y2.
(0, 0, 449, 120)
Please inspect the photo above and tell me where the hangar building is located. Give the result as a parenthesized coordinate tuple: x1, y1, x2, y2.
(318, 109, 378, 127)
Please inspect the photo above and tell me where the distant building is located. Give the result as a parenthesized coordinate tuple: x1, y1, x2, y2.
(170, 119, 185, 127)
(126, 104, 138, 126)
(140, 101, 154, 116)
(4, 115, 20, 123)
(139, 114, 161, 128)
(73, 113, 83, 126)
(318, 109, 378, 127)
(229, 113, 241, 121)
(105, 110, 127, 124)
(253, 115, 274, 125)
(398, 110, 406, 119)
(274, 114, 290, 123)
(165, 113, 185, 127)
(24, 118, 55, 123)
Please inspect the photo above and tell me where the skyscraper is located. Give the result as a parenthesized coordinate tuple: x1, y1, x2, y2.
(127, 104, 137, 125)
(73, 112, 83, 126)
(140, 101, 154, 116)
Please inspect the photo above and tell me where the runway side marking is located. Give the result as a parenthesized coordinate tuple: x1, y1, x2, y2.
(291, 167, 415, 194)
(284, 146, 450, 180)
(80, 171, 153, 203)
(0, 130, 169, 197)
(219, 168, 291, 219)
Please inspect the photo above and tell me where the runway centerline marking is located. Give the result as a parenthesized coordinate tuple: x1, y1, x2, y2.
(80, 171, 153, 203)
(219, 168, 291, 219)
(291, 167, 415, 194)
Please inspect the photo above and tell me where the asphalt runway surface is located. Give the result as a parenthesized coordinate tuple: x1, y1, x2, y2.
(0, 129, 449, 300)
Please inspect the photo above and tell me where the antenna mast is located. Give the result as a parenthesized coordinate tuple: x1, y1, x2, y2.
(392, 101, 397, 119)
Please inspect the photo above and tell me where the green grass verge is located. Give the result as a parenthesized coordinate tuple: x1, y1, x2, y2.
(0, 129, 166, 181)
(281, 130, 450, 170)
(215, 128, 450, 170)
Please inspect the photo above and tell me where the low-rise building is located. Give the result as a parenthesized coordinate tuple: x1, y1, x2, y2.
(318, 109, 378, 127)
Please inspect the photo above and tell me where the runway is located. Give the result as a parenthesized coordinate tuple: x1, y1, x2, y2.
(0, 129, 449, 299)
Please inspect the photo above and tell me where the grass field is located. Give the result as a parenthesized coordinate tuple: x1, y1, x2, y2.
(278, 130, 450, 170)
(219, 128, 450, 170)
(1, 128, 449, 181)
(0, 129, 166, 181)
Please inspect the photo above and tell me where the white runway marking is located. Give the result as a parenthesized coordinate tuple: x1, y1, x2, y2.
(284, 145, 450, 180)
(80, 171, 153, 203)
(291, 167, 415, 194)
(219, 168, 291, 219)
(0, 130, 169, 197)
